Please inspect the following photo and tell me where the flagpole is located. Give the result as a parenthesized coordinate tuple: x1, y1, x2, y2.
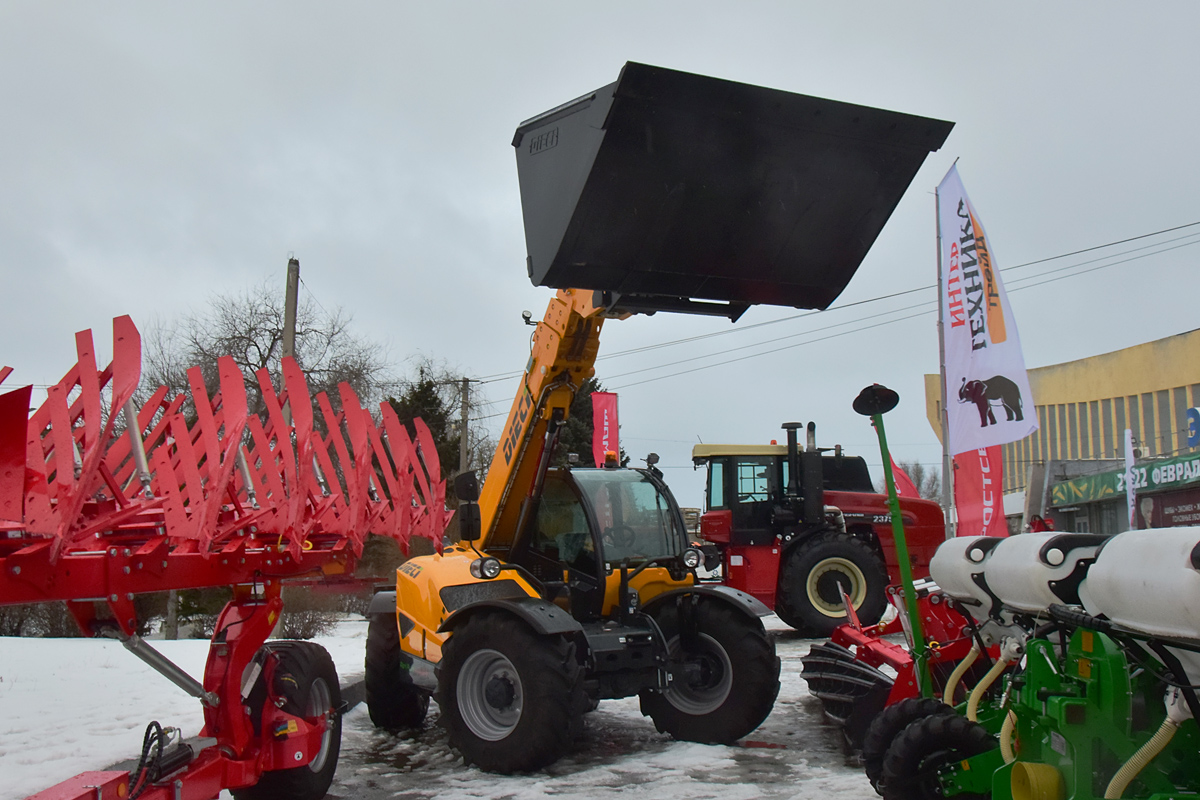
(936, 171, 956, 539)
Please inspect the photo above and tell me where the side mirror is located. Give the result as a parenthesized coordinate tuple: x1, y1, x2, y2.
(458, 501, 482, 542)
(453, 470, 480, 503)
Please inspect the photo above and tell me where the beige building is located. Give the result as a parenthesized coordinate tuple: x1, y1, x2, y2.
(925, 328, 1200, 534)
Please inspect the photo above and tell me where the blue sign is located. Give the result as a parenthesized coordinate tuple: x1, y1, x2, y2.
(1189, 407, 1200, 448)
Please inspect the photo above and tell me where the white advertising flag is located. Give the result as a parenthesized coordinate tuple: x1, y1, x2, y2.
(939, 165, 1038, 455)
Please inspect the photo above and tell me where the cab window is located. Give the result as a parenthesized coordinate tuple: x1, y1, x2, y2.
(531, 477, 595, 573)
(734, 457, 773, 504)
(707, 460, 727, 509)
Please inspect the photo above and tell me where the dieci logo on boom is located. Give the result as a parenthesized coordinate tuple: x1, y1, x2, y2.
(502, 391, 534, 465)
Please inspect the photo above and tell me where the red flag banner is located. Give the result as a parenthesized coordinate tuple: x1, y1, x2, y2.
(889, 456, 921, 499)
(953, 445, 1005, 537)
(591, 391, 619, 467)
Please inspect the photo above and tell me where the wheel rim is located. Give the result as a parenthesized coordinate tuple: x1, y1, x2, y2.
(457, 648, 524, 741)
(664, 632, 733, 715)
(305, 677, 335, 774)
(806, 557, 868, 617)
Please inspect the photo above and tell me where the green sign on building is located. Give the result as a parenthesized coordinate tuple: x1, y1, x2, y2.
(1051, 452, 1200, 506)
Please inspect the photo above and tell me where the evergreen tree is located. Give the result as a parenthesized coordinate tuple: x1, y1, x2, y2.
(386, 367, 461, 481)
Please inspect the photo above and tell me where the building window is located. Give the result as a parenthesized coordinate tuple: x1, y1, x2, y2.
(1142, 393, 1156, 457)
(1115, 397, 1127, 456)
(1158, 389, 1173, 455)
(1175, 387, 1190, 453)
(1068, 403, 1079, 460)
(1128, 395, 1141, 455)
(1103, 397, 1114, 458)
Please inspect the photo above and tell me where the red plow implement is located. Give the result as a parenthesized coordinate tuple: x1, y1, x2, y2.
(0, 316, 447, 800)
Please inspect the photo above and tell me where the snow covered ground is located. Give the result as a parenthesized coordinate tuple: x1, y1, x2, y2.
(1, 616, 873, 800)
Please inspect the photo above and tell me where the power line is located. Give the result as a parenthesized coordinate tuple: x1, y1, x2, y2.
(604, 300, 936, 383)
(610, 308, 932, 390)
(1001, 219, 1200, 272)
(471, 219, 1200, 385)
(606, 232, 1200, 390)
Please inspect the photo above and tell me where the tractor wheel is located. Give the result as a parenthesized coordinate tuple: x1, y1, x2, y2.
(776, 532, 888, 637)
(365, 612, 429, 731)
(438, 611, 584, 773)
(879, 712, 996, 800)
(862, 697, 957, 793)
(639, 599, 780, 744)
(234, 641, 342, 800)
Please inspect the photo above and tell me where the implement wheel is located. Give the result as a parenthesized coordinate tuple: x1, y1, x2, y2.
(640, 598, 780, 743)
(365, 612, 429, 731)
(438, 611, 584, 773)
(776, 532, 888, 637)
(234, 641, 342, 800)
(879, 712, 996, 800)
(862, 697, 956, 793)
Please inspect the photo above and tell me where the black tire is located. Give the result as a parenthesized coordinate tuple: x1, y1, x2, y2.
(365, 612, 430, 731)
(234, 641, 342, 800)
(879, 712, 996, 800)
(776, 532, 888, 637)
(639, 598, 781, 744)
(862, 697, 957, 793)
(438, 611, 584, 773)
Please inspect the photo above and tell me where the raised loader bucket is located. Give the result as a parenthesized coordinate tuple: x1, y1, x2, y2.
(513, 62, 953, 317)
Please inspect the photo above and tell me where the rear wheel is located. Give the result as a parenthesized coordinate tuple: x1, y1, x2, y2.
(776, 532, 888, 637)
(234, 641, 342, 800)
(879, 713, 996, 800)
(640, 598, 780, 744)
(438, 612, 583, 773)
(365, 612, 429, 731)
(862, 697, 957, 793)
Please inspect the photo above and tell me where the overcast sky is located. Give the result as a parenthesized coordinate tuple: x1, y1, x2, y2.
(2, 2, 1198, 509)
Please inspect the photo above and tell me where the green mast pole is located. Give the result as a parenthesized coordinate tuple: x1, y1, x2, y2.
(853, 384, 932, 698)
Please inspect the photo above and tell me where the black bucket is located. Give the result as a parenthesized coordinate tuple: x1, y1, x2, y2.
(512, 63, 953, 317)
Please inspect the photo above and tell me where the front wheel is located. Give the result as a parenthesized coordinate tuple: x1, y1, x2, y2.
(365, 612, 430, 731)
(234, 641, 342, 800)
(879, 713, 997, 800)
(640, 598, 780, 744)
(776, 532, 888, 637)
(862, 697, 957, 792)
(438, 611, 584, 773)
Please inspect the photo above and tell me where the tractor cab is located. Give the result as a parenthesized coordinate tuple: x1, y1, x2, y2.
(512, 467, 693, 621)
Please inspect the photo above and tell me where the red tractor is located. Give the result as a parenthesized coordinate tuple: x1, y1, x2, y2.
(692, 422, 944, 636)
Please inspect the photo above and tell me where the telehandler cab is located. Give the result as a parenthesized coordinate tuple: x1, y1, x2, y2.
(365, 62, 953, 772)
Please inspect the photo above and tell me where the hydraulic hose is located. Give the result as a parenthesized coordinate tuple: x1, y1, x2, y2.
(967, 654, 1010, 722)
(943, 644, 981, 706)
(999, 709, 1017, 764)
(1104, 717, 1178, 799)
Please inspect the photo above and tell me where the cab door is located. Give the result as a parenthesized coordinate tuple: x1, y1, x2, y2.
(728, 456, 777, 545)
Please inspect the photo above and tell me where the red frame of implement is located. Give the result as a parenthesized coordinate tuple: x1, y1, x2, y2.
(2, 317, 447, 800)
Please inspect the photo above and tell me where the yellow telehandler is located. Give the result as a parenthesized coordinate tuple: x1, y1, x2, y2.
(364, 62, 952, 772)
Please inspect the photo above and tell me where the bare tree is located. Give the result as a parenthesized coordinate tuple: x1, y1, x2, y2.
(896, 460, 941, 501)
(142, 279, 392, 416)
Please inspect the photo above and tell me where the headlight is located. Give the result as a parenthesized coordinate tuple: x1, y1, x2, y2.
(470, 557, 503, 580)
(682, 548, 703, 570)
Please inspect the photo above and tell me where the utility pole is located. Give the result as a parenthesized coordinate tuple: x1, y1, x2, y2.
(281, 257, 300, 425)
(459, 377, 470, 475)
